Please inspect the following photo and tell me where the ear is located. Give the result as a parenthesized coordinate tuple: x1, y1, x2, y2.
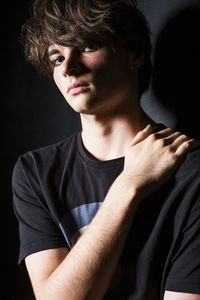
(130, 51, 145, 71)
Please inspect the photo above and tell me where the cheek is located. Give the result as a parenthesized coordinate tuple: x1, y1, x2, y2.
(84, 51, 107, 71)
(53, 70, 63, 92)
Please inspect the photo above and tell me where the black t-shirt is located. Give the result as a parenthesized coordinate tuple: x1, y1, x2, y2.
(12, 131, 200, 299)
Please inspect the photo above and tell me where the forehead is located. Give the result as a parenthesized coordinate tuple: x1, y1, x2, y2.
(47, 43, 71, 59)
(48, 43, 66, 52)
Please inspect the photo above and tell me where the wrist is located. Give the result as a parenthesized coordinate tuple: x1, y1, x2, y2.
(114, 172, 142, 209)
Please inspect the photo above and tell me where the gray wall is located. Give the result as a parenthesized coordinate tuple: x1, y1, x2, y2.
(138, 0, 200, 135)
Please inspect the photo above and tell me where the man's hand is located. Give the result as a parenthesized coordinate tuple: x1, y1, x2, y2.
(25, 124, 199, 300)
(123, 124, 199, 201)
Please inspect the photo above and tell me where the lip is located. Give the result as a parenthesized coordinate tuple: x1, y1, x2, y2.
(69, 85, 90, 95)
(67, 82, 90, 95)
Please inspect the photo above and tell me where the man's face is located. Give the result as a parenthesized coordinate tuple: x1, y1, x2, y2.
(48, 42, 135, 115)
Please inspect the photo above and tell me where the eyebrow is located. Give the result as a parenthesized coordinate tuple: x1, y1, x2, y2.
(48, 49, 60, 57)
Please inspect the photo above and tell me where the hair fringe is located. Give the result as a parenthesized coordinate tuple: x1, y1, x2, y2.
(21, 0, 151, 94)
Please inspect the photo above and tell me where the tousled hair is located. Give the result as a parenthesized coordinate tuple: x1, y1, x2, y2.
(22, 0, 152, 95)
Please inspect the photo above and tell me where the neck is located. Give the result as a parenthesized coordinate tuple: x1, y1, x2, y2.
(80, 101, 156, 161)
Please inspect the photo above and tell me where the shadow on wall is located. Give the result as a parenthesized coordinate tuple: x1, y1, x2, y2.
(152, 5, 200, 140)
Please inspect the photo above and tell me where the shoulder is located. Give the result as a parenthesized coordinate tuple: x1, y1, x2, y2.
(183, 146, 200, 167)
(176, 147, 200, 178)
(25, 131, 79, 159)
(16, 132, 79, 165)
(171, 147, 200, 216)
(172, 147, 200, 200)
(12, 131, 80, 185)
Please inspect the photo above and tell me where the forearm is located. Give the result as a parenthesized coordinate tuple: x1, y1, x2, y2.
(37, 173, 140, 300)
(26, 126, 199, 300)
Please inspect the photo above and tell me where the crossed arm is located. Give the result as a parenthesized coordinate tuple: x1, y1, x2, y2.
(25, 126, 200, 300)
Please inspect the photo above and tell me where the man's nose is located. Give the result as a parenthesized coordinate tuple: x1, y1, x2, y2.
(61, 48, 81, 77)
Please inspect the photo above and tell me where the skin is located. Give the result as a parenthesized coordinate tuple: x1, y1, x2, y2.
(50, 43, 141, 116)
(49, 42, 153, 159)
(25, 42, 200, 300)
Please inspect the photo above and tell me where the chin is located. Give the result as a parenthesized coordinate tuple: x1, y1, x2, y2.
(65, 91, 98, 113)
(72, 103, 97, 114)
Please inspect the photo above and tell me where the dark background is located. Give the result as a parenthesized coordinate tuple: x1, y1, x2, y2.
(3, 0, 200, 299)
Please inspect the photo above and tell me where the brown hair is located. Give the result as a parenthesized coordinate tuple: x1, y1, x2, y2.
(22, 0, 152, 95)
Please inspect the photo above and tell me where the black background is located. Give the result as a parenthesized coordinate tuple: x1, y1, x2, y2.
(3, 0, 200, 298)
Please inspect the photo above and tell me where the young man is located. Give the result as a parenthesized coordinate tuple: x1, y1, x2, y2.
(12, 0, 200, 299)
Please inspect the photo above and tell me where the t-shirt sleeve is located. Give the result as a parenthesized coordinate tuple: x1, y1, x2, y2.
(165, 196, 200, 294)
(12, 156, 67, 266)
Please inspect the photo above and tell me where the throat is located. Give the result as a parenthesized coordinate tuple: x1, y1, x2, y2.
(80, 132, 128, 161)
(80, 105, 156, 161)
(81, 118, 155, 162)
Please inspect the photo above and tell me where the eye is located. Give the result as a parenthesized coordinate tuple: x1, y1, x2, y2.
(51, 55, 65, 67)
(82, 45, 99, 53)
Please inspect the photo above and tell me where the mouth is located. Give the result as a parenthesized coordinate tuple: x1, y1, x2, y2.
(67, 82, 90, 95)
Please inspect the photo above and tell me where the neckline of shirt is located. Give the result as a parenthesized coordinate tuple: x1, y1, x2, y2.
(76, 131, 124, 169)
(75, 124, 165, 168)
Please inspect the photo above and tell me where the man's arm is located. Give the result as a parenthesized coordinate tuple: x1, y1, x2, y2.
(164, 291, 200, 300)
(25, 126, 199, 300)
(26, 172, 139, 300)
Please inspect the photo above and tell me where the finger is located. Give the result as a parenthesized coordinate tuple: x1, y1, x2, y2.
(176, 138, 200, 156)
(130, 124, 153, 146)
(161, 131, 183, 146)
(173, 133, 190, 148)
(152, 127, 174, 139)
